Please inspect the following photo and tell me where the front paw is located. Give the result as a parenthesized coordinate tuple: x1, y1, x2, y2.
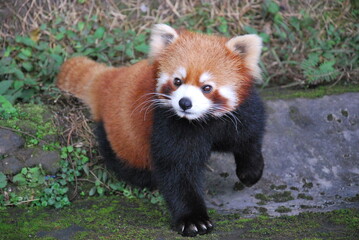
(176, 217, 213, 237)
(236, 154, 264, 187)
(237, 167, 263, 187)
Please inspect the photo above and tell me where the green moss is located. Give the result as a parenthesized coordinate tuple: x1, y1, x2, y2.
(297, 193, 314, 200)
(255, 191, 294, 204)
(0, 104, 59, 147)
(300, 205, 316, 209)
(233, 182, 245, 191)
(1, 185, 358, 239)
(271, 191, 294, 203)
(270, 184, 287, 190)
(275, 206, 292, 213)
(261, 84, 359, 100)
(255, 193, 270, 201)
(255, 207, 268, 214)
(290, 186, 299, 191)
(302, 179, 314, 189)
(345, 194, 359, 202)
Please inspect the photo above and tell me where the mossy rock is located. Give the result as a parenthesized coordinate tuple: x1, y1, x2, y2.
(0, 196, 358, 240)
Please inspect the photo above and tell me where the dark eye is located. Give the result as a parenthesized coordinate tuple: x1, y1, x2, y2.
(202, 85, 213, 93)
(174, 78, 182, 86)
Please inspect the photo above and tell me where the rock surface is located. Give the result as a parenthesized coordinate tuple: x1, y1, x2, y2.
(205, 92, 359, 215)
(0, 129, 24, 154)
(1, 196, 358, 240)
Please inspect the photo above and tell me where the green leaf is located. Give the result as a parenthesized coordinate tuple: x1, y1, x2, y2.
(0, 95, 17, 113)
(83, 164, 89, 176)
(274, 13, 283, 24)
(22, 62, 33, 72)
(3, 47, 13, 57)
(259, 33, 270, 43)
(13, 68, 25, 80)
(97, 186, 105, 196)
(266, 0, 280, 14)
(0, 80, 13, 95)
(15, 36, 35, 47)
(77, 21, 85, 31)
(61, 152, 68, 159)
(102, 171, 107, 182)
(114, 45, 124, 51)
(110, 182, 124, 191)
(95, 179, 101, 187)
(21, 48, 32, 57)
(94, 26, 105, 39)
(13, 81, 24, 91)
(134, 43, 149, 54)
(125, 45, 135, 58)
(243, 25, 258, 34)
(13, 174, 27, 185)
(21, 168, 28, 175)
(289, 16, 301, 31)
(150, 197, 158, 204)
(55, 33, 65, 41)
(89, 186, 96, 196)
(67, 146, 74, 153)
(0, 172, 7, 189)
(218, 17, 228, 34)
(24, 77, 37, 85)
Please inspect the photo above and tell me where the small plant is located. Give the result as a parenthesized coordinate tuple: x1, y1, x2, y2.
(0, 16, 151, 104)
(0, 172, 7, 189)
(12, 166, 46, 187)
(0, 96, 17, 119)
(301, 53, 339, 84)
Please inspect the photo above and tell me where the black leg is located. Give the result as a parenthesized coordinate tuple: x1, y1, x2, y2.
(152, 148, 213, 237)
(234, 139, 264, 187)
(150, 111, 214, 237)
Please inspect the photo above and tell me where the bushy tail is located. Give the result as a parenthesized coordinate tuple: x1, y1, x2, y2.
(56, 56, 108, 106)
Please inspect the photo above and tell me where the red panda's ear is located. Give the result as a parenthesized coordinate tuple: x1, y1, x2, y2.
(226, 34, 263, 81)
(149, 24, 179, 60)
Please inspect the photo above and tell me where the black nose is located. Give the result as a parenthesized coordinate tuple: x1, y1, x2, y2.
(179, 97, 192, 111)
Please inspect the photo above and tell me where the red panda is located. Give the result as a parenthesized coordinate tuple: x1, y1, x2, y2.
(57, 24, 266, 237)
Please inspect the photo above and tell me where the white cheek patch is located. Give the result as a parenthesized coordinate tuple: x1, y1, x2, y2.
(218, 85, 238, 109)
(171, 84, 212, 120)
(199, 72, 212, 83)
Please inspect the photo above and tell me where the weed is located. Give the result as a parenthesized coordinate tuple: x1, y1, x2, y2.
(0, 105, 164, 209)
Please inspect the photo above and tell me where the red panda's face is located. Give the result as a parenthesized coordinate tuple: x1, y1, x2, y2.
(156, 66, 239, 120)
(149, 24, 262, 121)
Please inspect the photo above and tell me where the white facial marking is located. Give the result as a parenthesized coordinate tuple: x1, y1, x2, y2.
(199, 72, 212, 83)
(171, 84, 212, 120)
(175, 66, 186, 79)
(219, 85, 238, 109)
(156, 72, 169, 92)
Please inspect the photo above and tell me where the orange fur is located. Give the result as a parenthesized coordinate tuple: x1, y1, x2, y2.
(156, 31, 253, 107)
(57, 57, 156, 169)
(57, 27, 260, 169)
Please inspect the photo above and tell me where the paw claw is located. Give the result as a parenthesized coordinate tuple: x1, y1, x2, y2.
(176, 218, 213, 237)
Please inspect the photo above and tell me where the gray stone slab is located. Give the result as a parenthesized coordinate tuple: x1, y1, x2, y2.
(0, 129, 24, 154)
(205, 92, 359, 216)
